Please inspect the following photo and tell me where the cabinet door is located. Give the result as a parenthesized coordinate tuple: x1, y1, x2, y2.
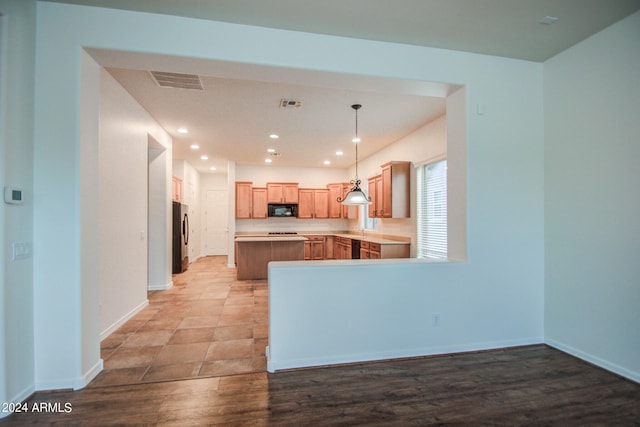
(367, 177, 377, 218)
(297, 189, 314, 219)
(252, 188, 268, 219)
(327, 184, 343, 218)
(304, 240, 311, 260)
(235, 182, 253, 219)
(325, 235, 335, 259)
(313, 189, 329, 219)
(381, 165, 392, 218)
(375, 175, 384, 218)
(311, 240, 325, 260)
(283, 184, 299, 203)
(267, 183, 283, 203)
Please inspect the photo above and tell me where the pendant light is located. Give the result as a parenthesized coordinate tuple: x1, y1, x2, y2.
(338, 104, 372, 205)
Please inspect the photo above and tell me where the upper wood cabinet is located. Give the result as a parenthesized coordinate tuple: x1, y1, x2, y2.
(368, 175, 383, 218)
(235, 182, 253, 219)
(327, 183, 343, 218)
(267, 183, 299, 204)
(368, 161, 411, 218)
(172, 176, 183, 202)
(252, 188, 268, 219)
(298, 188, 329, 219)
(235, 182, 267, 219)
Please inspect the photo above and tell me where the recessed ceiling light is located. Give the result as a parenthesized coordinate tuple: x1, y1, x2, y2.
(267, 148, 276, 153)
(177, 128, 188, 134)
(265, 158, 272, 163)
(352, 137, 361, 143)
(336, 151, 343, 156)
(269, 134, 279, 139)
(200, 155, 208, 160)
(324, 160, 331, 165)
(209, 166, 216, 171)
(190, 144, 200, 149)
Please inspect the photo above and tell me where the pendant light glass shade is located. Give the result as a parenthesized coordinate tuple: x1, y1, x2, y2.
(338, 104, 372, 205)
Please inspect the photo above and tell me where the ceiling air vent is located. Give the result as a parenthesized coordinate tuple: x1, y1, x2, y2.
(149, 71, 203, 90)
(279, 99, 302, 109)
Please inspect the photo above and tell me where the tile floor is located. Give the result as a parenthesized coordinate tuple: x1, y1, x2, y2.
(90, 256, 268, 387)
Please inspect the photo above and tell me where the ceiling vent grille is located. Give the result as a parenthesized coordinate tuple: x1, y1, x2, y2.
(149, 71, 203, 90)
(279, 99, 302, 109)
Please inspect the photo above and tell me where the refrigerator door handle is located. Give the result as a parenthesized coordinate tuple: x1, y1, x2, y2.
(183, 213, 189, 245)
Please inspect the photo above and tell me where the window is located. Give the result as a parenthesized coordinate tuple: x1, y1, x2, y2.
(417, 159, 447, 259)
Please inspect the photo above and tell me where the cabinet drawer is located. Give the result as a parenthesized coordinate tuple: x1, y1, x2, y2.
(360, 241, 370, 249)
(369, 242, 381, 252)
(307, 236, 325, 242)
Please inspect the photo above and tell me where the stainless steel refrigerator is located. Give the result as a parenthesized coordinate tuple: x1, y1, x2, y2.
(172, 201, 189, 274)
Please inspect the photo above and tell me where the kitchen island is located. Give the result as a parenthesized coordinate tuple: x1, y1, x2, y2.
(235, 236, 306, 280)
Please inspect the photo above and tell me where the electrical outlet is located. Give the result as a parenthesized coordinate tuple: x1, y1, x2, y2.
(432, 313, 440, 327)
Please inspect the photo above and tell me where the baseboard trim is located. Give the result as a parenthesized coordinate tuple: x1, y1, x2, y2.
(148, 281, 173, 291)
(99, 299, 149, 342)
(73, 358, 103, 390)
(268, 337, 543, 373)
(545, 338, 640, 384)
(0, 383, 36, 418)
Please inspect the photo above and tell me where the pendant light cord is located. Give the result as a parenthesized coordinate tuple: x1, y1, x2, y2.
(352, 104, 361, 184)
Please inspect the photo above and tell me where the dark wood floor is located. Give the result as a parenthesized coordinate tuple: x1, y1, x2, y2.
(2, 345, 639, 425)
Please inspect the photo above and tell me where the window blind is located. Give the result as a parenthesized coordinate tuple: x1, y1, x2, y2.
(417, 160, 447, 259)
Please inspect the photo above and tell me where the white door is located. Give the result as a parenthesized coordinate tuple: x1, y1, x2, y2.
(205, 190, 228, 255)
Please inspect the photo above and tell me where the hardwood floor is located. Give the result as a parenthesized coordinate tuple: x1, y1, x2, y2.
(2, 345, 639, 425)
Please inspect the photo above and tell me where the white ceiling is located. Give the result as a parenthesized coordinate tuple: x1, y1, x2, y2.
(47, 0, 640, 174)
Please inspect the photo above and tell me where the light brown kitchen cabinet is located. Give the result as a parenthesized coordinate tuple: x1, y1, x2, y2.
(367, 175, 383, 218)
(381, 161, 411, 218)
(235, 182, 253, 219)
(252, 188, 268, 219)
(172, 176, 183, 202)
(267, 182, 299, 204)
(334, 237, 352, 259)
(236, 182, 267, 219)
(324, 235, 335, 259)
(361, 241, 382, 259)
(303, 236, 325, 260)
(367, 161, 411, 218)
(327, 183, 343, 218)
(298, 189, 329, 219)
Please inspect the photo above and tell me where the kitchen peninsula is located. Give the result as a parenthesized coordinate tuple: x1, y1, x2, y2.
(234, 232, 410, 280)
(235, 235, 306, 280)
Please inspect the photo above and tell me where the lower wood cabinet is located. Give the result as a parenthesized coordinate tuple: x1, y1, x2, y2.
(303, 236, 325, 260)
(334, 237, 352, 260)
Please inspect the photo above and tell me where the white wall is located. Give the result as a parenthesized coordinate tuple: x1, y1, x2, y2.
(544, 10, 640, 382)
(98, 69, 172, 338)
(32, 2, 544, 388)
(0, 0, 36, 410)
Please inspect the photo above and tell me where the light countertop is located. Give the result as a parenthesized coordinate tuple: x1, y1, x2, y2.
(234, 232, 409, 245)
(234, 236, 308, 242)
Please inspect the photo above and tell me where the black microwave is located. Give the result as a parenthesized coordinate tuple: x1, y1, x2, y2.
(268, 204, 298, 218)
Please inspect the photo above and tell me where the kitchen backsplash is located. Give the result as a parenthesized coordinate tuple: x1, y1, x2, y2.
(235, 218, 349, 234)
